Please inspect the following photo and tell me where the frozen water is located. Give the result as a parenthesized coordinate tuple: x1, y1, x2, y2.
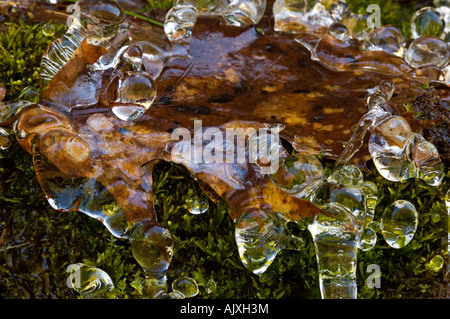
(359, 221, 378, 251)
(364, 26, 404, 57)
(172, 276, 199, 298)
(187, 196, 209, 214)
(405, 36, 450, 68)
(223, 0, 267, 27)
(164, 5, 198, 44)
(380, 200, 418, 249)
(411, 7, 445, 39)
(66, 263, 117, 299)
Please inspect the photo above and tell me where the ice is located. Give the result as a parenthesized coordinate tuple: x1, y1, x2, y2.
(234, 210, 292, 275)
(359, 221, 378, 251)
(164, 5, 198, 44)
(0, 127, 11, 150)
(359, 181, 378, 222)
(174, 0, 228, 15)
(308, 202, 359, 299)
(222, 0, 267, 27)
(429, 255, 444, 272)
(187, 196, 209, 214)
(77, 0, 125, 46)
(412, 137, 444, 186)
(405, 36, 450, 68)
(66, 263, 117, 299)
(172, 276, 199, 298)
(42, 23, 56, 37)
(328, 1, 349, 23)
(327, 22, 350, 41)
(270, 153, 324, 195)
(330, 165, 363, 187)
(411, 7, 446, 39)
(364, 26, 404, 57)
(380, 200, 418, 249)
(111, 71, 157, 121)
(273, 0, 308, 33)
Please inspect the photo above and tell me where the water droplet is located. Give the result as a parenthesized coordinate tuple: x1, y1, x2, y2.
(66, 263, 117, 299)
(359, 181, 378, 222)
(380, 200, 418, 249)
(429, 255, 444, 272)
(270, 153, 324, 195)
(223, 0, 267, 27)
(368, 116, 415, 182)
(42, 23, 56, 37)
(327, 22, 350, 41)
(172, 276, 199, 298)
(328, 1, 349, 23)
(167, 290, 185, 299)
(331, 165, 364, 187)
(164, 5, 198, 44)
(431, 212, 441, 223)
(343, 13, 370, 39)
(364, 26, 404, 57)
(235, 210, 289, 275)
(130, 220, 173, 274)
(411, 7, 445, 39)
(405, 36, 450, 68)
(412, 138, 444, 186)
(273, 0, 307, 33)
(205, 278, 217, 294)
(330, 183, 366, 222)
(78, 0, 125, 46)
(187, 196, 209, 215)
(359, 221, 378, 251)
(112, 71, 157, 121)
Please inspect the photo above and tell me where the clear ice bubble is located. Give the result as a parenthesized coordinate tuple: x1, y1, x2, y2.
(272, 0, 308, 33)
(235, 210, 290, 275)
(364, 26, 404, 57)
(359, 181, 378, 222)
(42, 23, 56, 37)
(327, 23, 350, 42)
(330, 165, 363, 187)
(0, 127, 11, 150)
(174, 0, 228, 15)
(435, 3, 450, 34)
(343, 13, 370, 39)
(112, 71, 157, 121)
(66, 263, 117, 299)
(130, 220, 173, 274)
(405, 36, 450, 68)
(78, 0, 125, 46)
(270, 153, 324, 195)
(304, 2, 335, 29)
(205, 278, 217, 294)
(187, 196, 209, 215)
(429, 255, 444, 272)
(359, 221, 378, 251)
(308, 202, 358, 299)
(166, 290, 186, 299)
(248, 126, 286, 175)
(223, 0, 267, 27)
(368, 115, 415, 182)
(412, 137, 444, 186)
(380, 200, 418, 249)
(164, 5, 198, 44)
(411, 7, 445, 39)
(330, 183, 366, 222)
(328, 1, 349, 23)
(172, 276, 199, 298)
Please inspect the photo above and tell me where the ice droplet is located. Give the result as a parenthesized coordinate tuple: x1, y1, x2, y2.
(112, 71, 157, 121)
(174, 0, 228, 15)
(380, 200, 418, 249)
(327, 23, 350, 42)
(405, 36, 450, 68)
(359, 221, 378, 251)
(172, 276, 199, 298)
(205, 278, 217, 294)
(164, 5, 198, 44)
(411, 7, 445, 39)
(223, 0, 267, 27)
(330, 165, 363, 187)
(330, 183, 366, 222)
(66, 263, 117, 299)
(270, 153, 324, 195)
(328, 1, 349, 23)
(364, 26, 404, 57)
(429, 255, 444, 272)
(235, 210, 290, 275)
(359, 181, 378, 222)
(78, 0, 125, 46)
(130, 220, 173, 275)
(42, 23, 56, 37)
(273, 0, 308, 33)
(187, 196, 209, 215)
(412, 138, 444, 186)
